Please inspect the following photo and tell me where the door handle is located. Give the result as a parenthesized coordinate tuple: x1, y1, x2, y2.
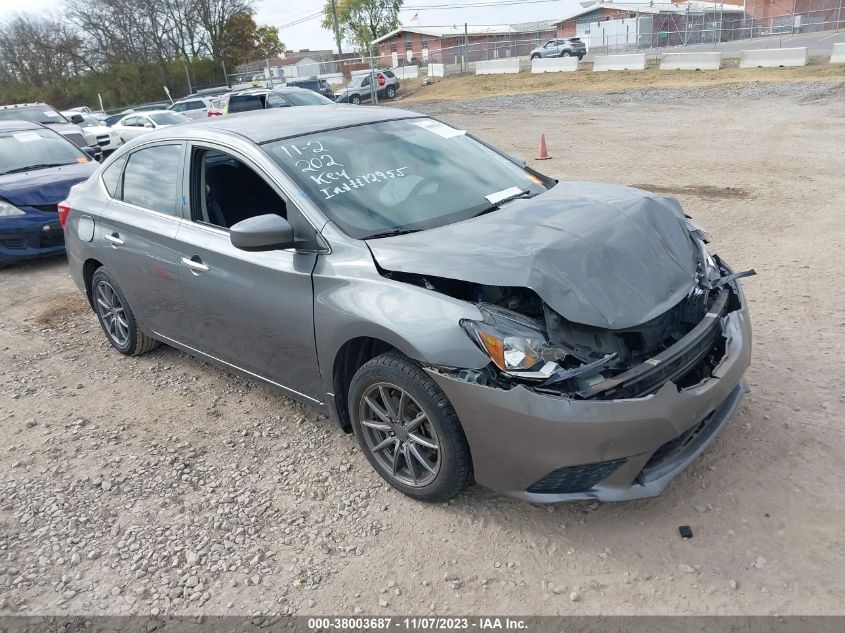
(105, 232, 124, 246)
(181, 256, 209, 273)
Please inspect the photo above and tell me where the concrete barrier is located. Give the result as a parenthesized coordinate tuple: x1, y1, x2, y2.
(739, 47, 808, 68)
(391, 65, 419, 80)
(531, 57, 578, 73)
(830, 43, 845, 64)
(475, 58, 521, 75)
(428, 63, 447, 77)
(593, 53, 646, 71)
(660, 52, 722, 71)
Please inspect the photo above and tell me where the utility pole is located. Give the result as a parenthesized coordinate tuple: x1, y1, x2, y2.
(184, 61, 193, 95)
(464, 22, 468, 73)
(330, 0, 343, 56)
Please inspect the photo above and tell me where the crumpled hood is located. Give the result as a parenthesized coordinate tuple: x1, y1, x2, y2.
(0, 161, 96, 207)
(367, 181, 699, 330)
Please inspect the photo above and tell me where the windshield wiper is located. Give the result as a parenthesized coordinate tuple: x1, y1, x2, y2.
(365, 228, 423, 239)
(2, 163, 71, 174)
(473, 189, 534, 218)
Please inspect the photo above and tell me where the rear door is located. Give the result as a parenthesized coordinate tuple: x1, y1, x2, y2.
(96, 142, 190, 341)
(174, 142, 323, 401)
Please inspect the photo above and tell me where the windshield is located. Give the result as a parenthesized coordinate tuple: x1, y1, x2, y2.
(0, 128, 89, 175)
(149, 112, 188, 125)
(347, 76, 365, 88)
(77, 114, 102, 128)
(264, 118, 547, 239)
(0, 107, 66, 125)
(283, 91, 333, 106)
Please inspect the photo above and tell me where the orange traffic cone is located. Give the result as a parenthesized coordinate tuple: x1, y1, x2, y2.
(535, 134, 550, 160)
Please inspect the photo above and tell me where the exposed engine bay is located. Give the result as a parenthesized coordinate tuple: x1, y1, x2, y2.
(380, 228, 754, 401)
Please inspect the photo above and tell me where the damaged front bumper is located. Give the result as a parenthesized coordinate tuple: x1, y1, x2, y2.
(425, 281, 751, 503)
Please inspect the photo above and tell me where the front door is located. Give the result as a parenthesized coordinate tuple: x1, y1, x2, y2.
(175, 143, 323, 402)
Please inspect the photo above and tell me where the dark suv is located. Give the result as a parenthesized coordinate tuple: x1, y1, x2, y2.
(285, 78, 334, 100)
(530, 38, 587, 60)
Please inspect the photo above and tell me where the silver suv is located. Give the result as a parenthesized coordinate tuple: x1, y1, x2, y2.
(530, 38, 587, 60)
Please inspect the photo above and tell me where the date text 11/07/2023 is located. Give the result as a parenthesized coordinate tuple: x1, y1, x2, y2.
(307, 617, 529, 630)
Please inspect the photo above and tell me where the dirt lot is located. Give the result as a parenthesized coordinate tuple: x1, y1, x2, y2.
(1, 80, 844, 619)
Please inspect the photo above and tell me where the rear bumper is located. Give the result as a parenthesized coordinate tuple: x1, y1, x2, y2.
(426, 286, 751, 503)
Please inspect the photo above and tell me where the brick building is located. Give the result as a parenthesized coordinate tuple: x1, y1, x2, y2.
(372, 21, 557, 66)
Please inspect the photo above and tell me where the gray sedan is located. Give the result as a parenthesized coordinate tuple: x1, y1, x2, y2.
(61, 107, 752, 503)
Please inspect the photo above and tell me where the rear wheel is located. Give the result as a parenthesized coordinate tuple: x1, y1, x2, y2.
(560, 50, 572, 57)
(386, 86, 396, 99)
(349, 352, 472, 501)
(91, 268, 159, 356)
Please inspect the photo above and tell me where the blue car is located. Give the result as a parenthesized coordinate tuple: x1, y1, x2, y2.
(0, 121, 97, 266)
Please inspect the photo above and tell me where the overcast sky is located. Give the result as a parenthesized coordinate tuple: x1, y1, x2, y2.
(0, 0, 584, 52)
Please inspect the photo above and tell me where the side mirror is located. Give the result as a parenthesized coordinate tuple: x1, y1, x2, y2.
(70, 114, 84, 124)
(83, 146, 98, 159)
(230, 214, 295, 251)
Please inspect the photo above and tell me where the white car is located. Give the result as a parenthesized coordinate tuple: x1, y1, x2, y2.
(168, 96, 215, 121)
(62, 111, 123, 154)
(112, 110, 189, 142)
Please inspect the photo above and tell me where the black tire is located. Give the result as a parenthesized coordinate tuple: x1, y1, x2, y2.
(530, 54, 540, 60)
(91, 267, 159, 356)
(386, 86, 396, 99)
(349, 351, 472, 502)
(350, 94, 361, 105)
(560, 50, 572, 57)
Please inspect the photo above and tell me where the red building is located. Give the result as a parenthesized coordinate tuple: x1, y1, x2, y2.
(372, 22, 557, 67)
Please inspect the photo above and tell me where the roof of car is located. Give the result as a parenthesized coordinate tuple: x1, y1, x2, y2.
(0, 120, 44, 133)
(121, 110, 175, 117)
(147, 105, 423, 144)
(0, 102, 49, 110)
(229, 86, 317, 97)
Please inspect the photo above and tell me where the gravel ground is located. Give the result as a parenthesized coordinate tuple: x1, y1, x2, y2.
(404, 80, 845, 115)
(1, 82, 844, 619)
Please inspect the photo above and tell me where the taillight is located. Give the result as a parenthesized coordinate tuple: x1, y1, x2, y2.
(58, 200, 71, 230)
(208, 108, 222, 117)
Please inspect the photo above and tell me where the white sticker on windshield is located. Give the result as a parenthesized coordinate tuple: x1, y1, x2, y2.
(12, 131, 41, 143)
(414, 119, 465, 138)
(43, 111, 60, 117)
(485, 186, 524, 204)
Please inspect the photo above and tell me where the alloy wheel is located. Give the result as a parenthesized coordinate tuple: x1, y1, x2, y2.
(358, 382, 441, 487)
(95, 279, 130, 348)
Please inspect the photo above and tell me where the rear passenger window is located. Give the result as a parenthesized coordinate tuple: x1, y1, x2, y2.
(101, 154, 127, 198)
(121, 145, 182, 215)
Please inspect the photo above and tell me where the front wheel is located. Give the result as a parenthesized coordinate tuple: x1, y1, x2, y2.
(350, 94, 361, 105)
(530, 54, 540, 60)
(349, 352, 472, 501)
(91, 268, 159, 356)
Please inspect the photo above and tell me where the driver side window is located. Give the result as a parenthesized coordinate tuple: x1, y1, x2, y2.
(190, 147, 287, 229)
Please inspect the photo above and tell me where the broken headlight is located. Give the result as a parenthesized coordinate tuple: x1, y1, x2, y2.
(461, 305, 567, 380)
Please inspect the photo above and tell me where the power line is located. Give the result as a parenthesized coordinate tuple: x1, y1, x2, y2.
(277, 0, 574, 30)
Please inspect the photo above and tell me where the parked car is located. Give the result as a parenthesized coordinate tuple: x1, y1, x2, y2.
(334, 71, 398, 105)
(0, 103, 94, 155)
(225, 87, 333, 114)
(285, 77, 335, 100)
(111, 111, 189, 142)
(63, 111, 123, 154)
(63, 107, 752, 503)
(530, 37, 586, 60)
(0, 121, 97, 266)
(169, 96, 215, 121)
